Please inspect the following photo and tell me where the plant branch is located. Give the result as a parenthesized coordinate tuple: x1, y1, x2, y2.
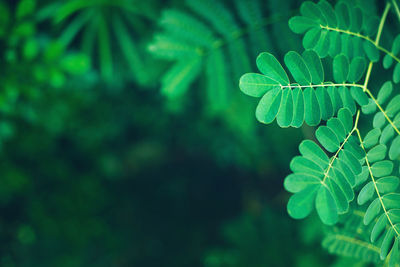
(356, 128, 400, 238)
(321, 110, 360, 184)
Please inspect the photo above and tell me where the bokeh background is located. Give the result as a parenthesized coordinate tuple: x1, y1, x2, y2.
(0, 0, 384, 266)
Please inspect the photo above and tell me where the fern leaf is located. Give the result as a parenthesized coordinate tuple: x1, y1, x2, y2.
(234, 0, 273, 55)
(356, 126, 400, 265)
(149, 0, 291, 113)
(289, 0, 381, 61)
(158, 9, 216, 48)
(323, 206, 381, 263)
(161, 58, 202, 99)
(284, 108, 365, 225)
(240, 52, 368, 127)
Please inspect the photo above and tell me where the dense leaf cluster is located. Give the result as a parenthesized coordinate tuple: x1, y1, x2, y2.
(239, 0, 400, 265)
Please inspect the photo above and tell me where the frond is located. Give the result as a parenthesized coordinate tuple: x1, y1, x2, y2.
(323, 206, 381, 263)
(149, 0, 296, 113)
(289, 0, 382, 61)
(239, 51, 368, 127)
(41, 0, 153, 84)
(363, 82, 400, 156)
(284, 108, 364, 225)
(356, 125, 400, 266)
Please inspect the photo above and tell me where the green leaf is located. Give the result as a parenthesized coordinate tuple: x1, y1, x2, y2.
(333, 54, 349, 83)
(314, 30, 330, 58)
(388, 209, 400, 224)
(388, 238, 399, 267)
(316, 126, 340, 153)
(335, 2, 350, 29)
(371, 160, 394, 178)
(316, 186, 338, 225)
(363, 41, 379, 62)
(338, 86, 356, 114)
(389, 136, 400, 160)
(17, 0, 36, 19)
(363, 128, 381, 149)
(392, 35, 400, 55)
(284, 51, 311, 85)
(290, 156, 324, 176)
(350, 86, 368, 106)
(162, 58, 202, 98)
(328, 31, 341, 57)
(284, 173, 321, 193)
(362, 99, 377, 115)
(256, 52, 289, 85)
(304, 88, 321, 126)
(299, 140, 329, 169)
(316, 87, 333, 120)
(373, 112, 385, 129)
(302, 50, 324, 84)
(291, 86, 305, 128)
(380, 125, 395, 145)
(325, 178, 348, 213)
(348, 57, 366, 82)
(287, 184, 319, 219)
(337, 108, 353, 133)
(382, 193, 400, 209)
(289, 16, 319, 34)
(367, 144, 387, 163)
(386, 95, 400, 117)
(327, 118, 346, 141)
(277, 88, 293, 127)
(380, 228, 395, 260)
(350, 7, 363, 33)
(383, 54, 394, 69)
(255, 87, 282, 124)
(330, 168, 354, 202)
(377, 81, 393, 105)
(328, 86, 343, 113)
(317, 0, 337, 27)
(239, 73, 279, 97)
(394, 63, 400, 83)
(303, 28, 321, 49)
(376, 176, 399, 194)
(357, 181, 374, 205)
(371, 214, 387, 242)
(364, 198, 381, 225)
(335, 158, 356, 186)
(300, 1, 326, 24)
(340, 150, 362, 175)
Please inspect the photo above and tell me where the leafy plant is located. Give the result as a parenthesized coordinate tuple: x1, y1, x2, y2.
(239, 0, 400, 265)
(149, 0, 300, 112)
(0, 0, 91, 146)
(39, 0, 161, 85)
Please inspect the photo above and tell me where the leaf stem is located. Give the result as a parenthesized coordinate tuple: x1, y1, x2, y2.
(320, 3, 399, 66)
(281, 83, 364, 89)
(321, 110, 360, 184)
(364, 88, 400, 136)
(375, 3, 391, 45)
(363, 3, 390, 90)
(392, 0, 400, 24)
(355, 128, 400, 238)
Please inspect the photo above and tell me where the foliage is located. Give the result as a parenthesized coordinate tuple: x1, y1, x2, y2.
(4, 0, 400, 266)
(149, 0, 300, 113)
(240, 0, 400, 265)
(39, 0, 162, 85)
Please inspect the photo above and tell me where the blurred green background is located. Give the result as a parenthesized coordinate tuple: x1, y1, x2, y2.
(0, 0, 378, 266)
